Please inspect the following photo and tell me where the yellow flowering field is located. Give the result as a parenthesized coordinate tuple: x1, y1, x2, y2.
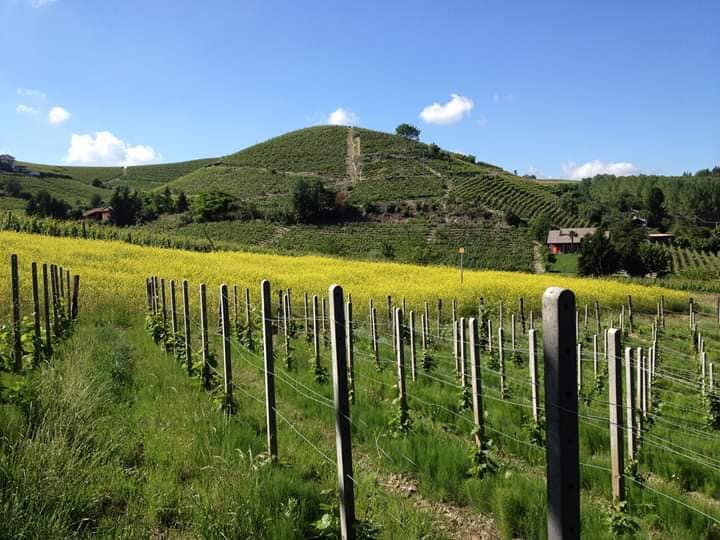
(0, 231, 686, 318)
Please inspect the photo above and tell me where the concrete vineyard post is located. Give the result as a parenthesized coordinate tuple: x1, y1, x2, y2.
(42, 264, 52, 356)
(199, 284, 211, 390)
(499, 301, 503, 329)
(220, 284, 233, 409)
(635, 347, 643, 440)
(542, 287, 580, 540)
(304, 292, 309, 338)
(583, 304, 588, 333)
(244, 288, 252, 346)
(409, 311, 417, 383)
(283, 292, 290, 361)
(529, 329, 539, 424)
(498, 326, 505, 398)
(420, 313, 427, 351)
(453, 319, 460, 377)
(321, 296, 327, 345)
(641, 350, 647, 419)
(328, 284, 355, 540)
(388, 295, 394, 354)
(624, 347, 636, 462)
(469, 317, 485, 446)
(182, 280, 192, 376)
(395, 308, 408, 419)
(701, 352, 707, 396)
(459, 317, 467, 387)
(313, 295, 321, 371)
(233, 285, 239, 331)
(11, 254, 22, 371)
(593, 334, 599, 380)
(607, 328, 625, 502)
(31, 262, 41, 367)
(345, 299, 355, 404)
(260, 280, 278, 461)
(487, 319, 493, 352)
(424, 301, 430, 344)
(577, 343, 582, 391)
(575, 311, 579, 342)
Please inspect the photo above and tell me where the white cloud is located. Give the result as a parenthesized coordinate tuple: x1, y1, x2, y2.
(419, 94, 474, 125)
(16, 104, 39, 116)
(16, 88, 46, 99)
(65, 131, 160, 165)
(562, 160, 639, 180)
(327, 107, 359, 126)
(48, 106, 71, 124)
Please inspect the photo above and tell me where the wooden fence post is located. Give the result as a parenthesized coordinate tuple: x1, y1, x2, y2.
(11, 254, 22, 371)
(170, 280, 178, 352)
(607, 328, 625, 502)
(160, 278, 168, 335)
(328, 284, 355, 540)
(313, 295, 321, 372)
(529, 328, 539, 424)
(511, 314, 517, 352)
(469, 317, 485, 446)
(624, 347, 635, 463)
(395, 307, 408, 420)
(627, 295, 634, 333)
(42, 264, 52, 356)
(70, 275, 79, 320)
(182, 280, 192, 375)
(220, 284, 233, 410)
(594, 300, 600, 336)
(65, 270, 71, 315)
(260, 280, 278, 461)
(519, 297, 526, 334)
(459, 317, 467, 388)
(345, 298, 355, 403)
(543, 287, 580, 540)
(199, 283, 211, 390)
(371, 306, 380, 369)
(437, 298, 442, 339)
(50, 265, 59, 336)
(31, 262, 41, 368)
(245, 288, 253, 348)
(409, 310, 417, 383)
(304, 292, 309, 338)
(577, 343, 583, 391)
(420, 313, 427, 351)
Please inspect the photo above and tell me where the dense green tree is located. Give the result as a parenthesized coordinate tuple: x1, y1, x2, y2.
(90, 194, 104, 208)
(528, 214, 553, 242)
(609, 220, 648, 276)
(395, 123, 421, 141)
(291, 179, 334, 223)
(646, 186, 666, 228)
(504, 209, 524, 227)
(109, 186, 143, 226)
(578, 229, 618, 276)
(191, 191, 237, 222)
(2, 178, 22, 198)
(639, 243, 670, 277)
(25, 190, 70, 219)
(176, 191, 189, 213)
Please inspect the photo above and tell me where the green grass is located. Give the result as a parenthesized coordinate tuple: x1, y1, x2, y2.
(548, 253, 579, 274)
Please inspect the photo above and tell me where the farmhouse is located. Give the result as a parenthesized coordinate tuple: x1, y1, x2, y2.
(0, 154, 16, 172)
(547, 227, 597, 254)
(82, 207, 113, 222)
(648, 232, 674, 244)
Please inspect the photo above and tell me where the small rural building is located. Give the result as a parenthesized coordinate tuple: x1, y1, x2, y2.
(648, 232, 674, 244)
(0, 154, 16, 172)
(547, 227, 598, 254)
(82, 207, 113, 222)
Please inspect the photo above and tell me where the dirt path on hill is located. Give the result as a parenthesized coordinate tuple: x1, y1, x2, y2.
(346, 127, 362, 185)
(532, 241, 545, 273)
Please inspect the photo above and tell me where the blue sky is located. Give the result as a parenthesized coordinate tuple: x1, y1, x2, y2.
(1, 0, 718, 178)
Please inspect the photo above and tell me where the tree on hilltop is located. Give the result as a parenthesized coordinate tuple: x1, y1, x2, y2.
(395, 123, 421, 141)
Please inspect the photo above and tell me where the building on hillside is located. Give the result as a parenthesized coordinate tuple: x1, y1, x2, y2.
(648, 232, 674, 244)
(547, 227, 598, 254)
(0, 154, 16, 172)
(81, 207, 113, 222)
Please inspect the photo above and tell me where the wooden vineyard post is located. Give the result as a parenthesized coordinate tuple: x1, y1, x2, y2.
(182, 280, 192, 376)
(283, 292, 290, 363)
(543, 287, 580, 540)
(388, 295, 394, 354)
(420, 313, 427, 351)
(498, 301, 503, 330)
(233, 285, 239, 333)
(607, 328, 625, 502)
(321, 296, 328, 345)
(511, 314, 517, 352)
(50, 265, 58, 338)
(487, 319, 493, 353)
(409, 311, 417, 383)
(170, 280, 178, 354)
(529, 328, 539, 424)
(70, 275, 80, 320)
(160, 278, 168, 335)
(583, 304, 588, 334)
(65, 270, 71, 316)
(313, 295, 321, 373)
(260, 280, 278, 461)
(424, 301, 430, 344)
(11, 254, 22, 371)
(594, 300, 600, 336)
(220, 284, 233, 411)
(199, 284, 211, 390)
(31, 262, 41, 367)
(42, 264, 52, 356)
(627, 295, 634, 334)
(624, 347, 636, 462)
(304, 292, 309, 338)
(469, 317, 485, 446)
(58, 266, 64, 303)
(519, 297, 526, 334)
(244, 288, 253, 348)
(328, 284, 355, 540)
(498, 326, 506, 398)
(146, 278, 152, 311)
(371, 306, 380, 369)
(577, 343, 583, 391)
(345, 298, 355, 404)
(437, 298, 442, 340)
(575, 310, 579, 342)
(701, 352, 707, 396)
